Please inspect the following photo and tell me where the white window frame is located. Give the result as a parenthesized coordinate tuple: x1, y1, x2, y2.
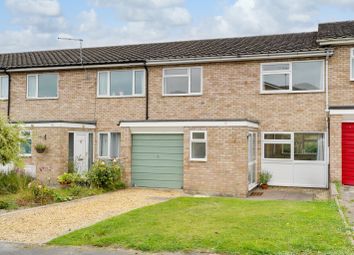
(262, 132, 326, 162)
(163, 67, 203, 96)
(0, 75, 8, 100)
(190, 131, 207, 161)
(260, 60, 325, 94)
(97, 70, 145, 98)
(350, 48, 354, 81)
(20, 130, 32, 157)
(97, 132, 120, 159)
(26, 73, 59, 99)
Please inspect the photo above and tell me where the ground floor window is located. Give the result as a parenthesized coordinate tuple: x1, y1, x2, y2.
(263, 132, 325, 161)
(98, 132, 121, 159)
(190, 131, 207, 161)
(20, 130, 32, 157)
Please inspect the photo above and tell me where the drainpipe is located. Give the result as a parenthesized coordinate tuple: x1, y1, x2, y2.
(325, 49, 331, 188)
(143, 61, 149, 120)
(0, 66, 11, 120)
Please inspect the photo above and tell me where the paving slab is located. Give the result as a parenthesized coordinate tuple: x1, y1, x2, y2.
(340, 185, 354, 227)
(0, 188, 183, 244)
(247, 189, 314, 201)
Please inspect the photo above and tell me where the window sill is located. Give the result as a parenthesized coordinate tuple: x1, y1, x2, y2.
(20, 155, 32, 158)
(26, 97, 59, 100)
(163, 94, 202, 97)
(260, 90, 324, 95)
(0, 98, 8, 101)
(190, 159, 207, 162)
(96, 95, 145, 99)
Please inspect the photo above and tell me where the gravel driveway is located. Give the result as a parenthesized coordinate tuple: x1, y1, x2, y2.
(0, 188, 183, 244)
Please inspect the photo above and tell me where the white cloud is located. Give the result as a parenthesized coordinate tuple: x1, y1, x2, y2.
(0, 0, 354, 53)
(5, 0, 61, 16)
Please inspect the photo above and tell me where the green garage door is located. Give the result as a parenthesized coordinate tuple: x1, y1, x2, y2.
(132, 134, 183, 188)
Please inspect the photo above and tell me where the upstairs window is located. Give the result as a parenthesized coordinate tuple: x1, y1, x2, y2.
(27, 74, 58, 99)
(98, 70, 145, 97)
(261, 61, 324, 93)
(0, 76, 9, 99)
(351, 48, 354, 81)
(163, 67, 202, 95)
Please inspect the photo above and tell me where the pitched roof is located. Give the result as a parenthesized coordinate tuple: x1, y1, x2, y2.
(0, 32, 322, 70)
(318, 20, 354, 40)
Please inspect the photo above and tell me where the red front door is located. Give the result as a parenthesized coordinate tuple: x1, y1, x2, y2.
(342, 123, 354, 185)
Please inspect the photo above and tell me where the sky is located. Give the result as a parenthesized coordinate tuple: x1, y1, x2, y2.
(0, 0, 354, 53)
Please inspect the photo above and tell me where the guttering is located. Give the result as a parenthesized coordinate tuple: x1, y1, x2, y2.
(119, 119, 259, 129)
(145, 50, 333, 66)
(317, 38, 354, 46)
(5, 62, 145, 72)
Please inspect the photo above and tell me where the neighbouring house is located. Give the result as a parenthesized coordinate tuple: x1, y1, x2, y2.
(0, 20, 354, 197)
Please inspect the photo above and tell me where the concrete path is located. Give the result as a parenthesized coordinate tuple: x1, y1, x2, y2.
(0, 242, 202, 255)
(340, 185, 354, 227)
(0, 188, 182, 244)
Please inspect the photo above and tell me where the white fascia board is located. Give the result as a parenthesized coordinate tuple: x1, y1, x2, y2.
(317, 38, 354, 46)
(20, 122, 96, 129)
(329, 109, 354, 115)
(120, 121, 259, 128)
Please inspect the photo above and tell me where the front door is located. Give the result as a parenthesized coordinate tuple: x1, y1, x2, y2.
(248, 132, 257, 190)
(342, 123, 354, 185)
(74, 132, 89, 175)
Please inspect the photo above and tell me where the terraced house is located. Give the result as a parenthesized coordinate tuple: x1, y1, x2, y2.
(1, 20, 354, 197)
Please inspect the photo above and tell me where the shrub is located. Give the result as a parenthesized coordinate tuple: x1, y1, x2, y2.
(0, 117, 25, 168)
(259, 171, 272, 185)
(57, 172, 88, 186)
(88, 160, 124, 190)
(0, 171, 33, 195)
(0, 200, 10, 209)
(28, 180, 54, 205)
(53, 192, 73, 202)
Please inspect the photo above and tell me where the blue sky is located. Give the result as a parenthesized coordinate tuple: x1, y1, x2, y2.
(0, 0, 353, 53)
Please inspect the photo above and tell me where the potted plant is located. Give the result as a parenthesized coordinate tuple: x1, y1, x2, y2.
(35, 143, 47, 153)
(259, 171, 272, 189)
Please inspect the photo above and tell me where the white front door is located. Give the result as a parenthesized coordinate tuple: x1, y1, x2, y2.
(248, 132, 257, 190)
(74, 132, 89, 175)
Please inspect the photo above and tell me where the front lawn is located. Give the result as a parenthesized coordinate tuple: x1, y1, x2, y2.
(50, 197, 353, 255)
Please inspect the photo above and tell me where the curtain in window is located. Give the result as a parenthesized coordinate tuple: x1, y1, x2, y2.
(317, 135, 324, 161)
(99, 134, 108, 156)
(110, 133, 120, 158)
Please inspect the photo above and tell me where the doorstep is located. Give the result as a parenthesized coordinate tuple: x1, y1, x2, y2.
(247, 187, 329, 201)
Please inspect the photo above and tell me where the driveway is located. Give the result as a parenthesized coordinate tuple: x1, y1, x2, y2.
(0, 188, 183, 244)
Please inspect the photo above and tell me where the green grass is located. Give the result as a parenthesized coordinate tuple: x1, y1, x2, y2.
(50, 197, 353, 255)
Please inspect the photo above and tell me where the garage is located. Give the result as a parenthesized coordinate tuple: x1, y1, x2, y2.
(131, 134, 184, 188)
(342, 123, 354, 185)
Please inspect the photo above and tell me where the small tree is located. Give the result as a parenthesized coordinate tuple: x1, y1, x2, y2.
(0, 117, 25, 168)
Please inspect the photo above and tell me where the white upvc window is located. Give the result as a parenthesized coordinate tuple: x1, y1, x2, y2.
(350, 48, 354, 81)
(27, 73, 58, 99)
(97, 70, 145, 97)
(190, 131, 207, 161)
(0, 75, 9, 99)
(260, 60, 324, 93)
(98, 132, 121, 158)
(20, 130, 32, 157)
(163, 67, 202, 96)
(262, 132, 325, 161)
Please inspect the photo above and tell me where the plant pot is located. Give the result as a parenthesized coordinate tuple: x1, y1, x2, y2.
(260, 183, 269, 189)
(35, 147, 46, 153)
